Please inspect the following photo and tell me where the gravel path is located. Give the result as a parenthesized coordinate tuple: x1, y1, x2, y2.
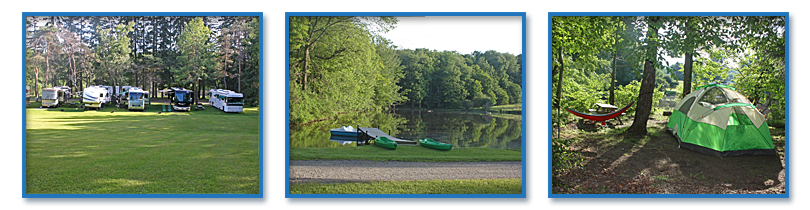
(290, 160, 522, 183)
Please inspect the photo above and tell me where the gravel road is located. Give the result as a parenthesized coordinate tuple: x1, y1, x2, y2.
(290, 160, 522, 183)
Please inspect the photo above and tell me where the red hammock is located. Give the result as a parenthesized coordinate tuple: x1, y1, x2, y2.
(565, 101, 635, 125)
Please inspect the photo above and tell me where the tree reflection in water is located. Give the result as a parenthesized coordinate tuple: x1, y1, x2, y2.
(289, 109, 522, 149)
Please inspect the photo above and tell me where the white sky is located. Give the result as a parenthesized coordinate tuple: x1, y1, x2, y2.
(382, 16, 523, 55)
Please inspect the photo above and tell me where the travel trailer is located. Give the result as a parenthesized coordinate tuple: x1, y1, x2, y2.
(116, 86, 132, 103)
(168, 87, 194, 111)
(41, 86, 70, 108)
(82, 85, 111, 109)
(127, 87, 149, 111)
(209, 89, 244, 113)
(102, 86, 115, 101)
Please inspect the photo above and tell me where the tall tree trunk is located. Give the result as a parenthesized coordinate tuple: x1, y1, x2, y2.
(303, 46, 309, 91)
(194, 66, 199, 105)
(71, 50, 77, 92)
(683, 52, 693, 97)
(79, 67, 83, 91)
(609, 52, 617, 105)
(35, 67, 40, 99)
(238, 55, 242, 93)
(555, 45, 564, 108)
(627, 17, 660, 135)
(45, 51, 50, 88)
(223, 51, 229, 89)
(199, 79, 204, 100)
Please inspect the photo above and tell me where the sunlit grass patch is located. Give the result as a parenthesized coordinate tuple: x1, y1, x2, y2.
(25, 103, 260, 194)
(290, 178, 522, 194)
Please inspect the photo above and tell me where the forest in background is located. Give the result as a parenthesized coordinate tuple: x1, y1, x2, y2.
(25, 16, 261, 106)
(289, 16, 523, 125)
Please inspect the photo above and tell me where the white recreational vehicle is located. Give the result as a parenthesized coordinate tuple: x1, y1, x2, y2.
(127, 87, 150, 111)
(209, 89, 244, 113)
(41, 86, 71, 108)
(82, 85, 111, 109)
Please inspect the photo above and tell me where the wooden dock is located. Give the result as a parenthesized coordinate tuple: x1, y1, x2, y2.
(358, 127, 417, 145)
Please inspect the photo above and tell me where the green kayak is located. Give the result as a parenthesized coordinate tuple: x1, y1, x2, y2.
(374, 136, 397, 150)
(418, 138, 452, 151)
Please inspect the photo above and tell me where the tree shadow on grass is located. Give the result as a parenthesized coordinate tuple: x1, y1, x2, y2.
(562, 118, 784, 194)
(25, 108, 260, 194)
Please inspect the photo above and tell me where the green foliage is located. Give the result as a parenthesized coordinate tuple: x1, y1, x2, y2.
(552, 138, 581, 175)
(95, 21, 134, 87)
(396, 49, 521, 109)
(554, 67, 609, 114)
(241, 17, 262, 107)
(691, 50, 732, 88)
(289, 16, 402, 124)
(614, 81, 665, 114)
(372, 37, 407, 107)
(733, 50, 785, 120)
(175, 17, 219, 102)
(656, 69, 678, 90)
(473, 92, 495, 109)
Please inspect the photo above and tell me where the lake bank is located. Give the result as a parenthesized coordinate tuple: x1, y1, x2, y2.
(290, 146, 521, 162)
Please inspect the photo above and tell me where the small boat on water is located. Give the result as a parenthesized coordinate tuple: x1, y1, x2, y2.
(374, 136, 397, 150)
(418, 138, 452, 151)
(330, 126, 358, 137)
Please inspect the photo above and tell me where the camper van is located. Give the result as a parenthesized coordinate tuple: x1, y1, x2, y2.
(169, 87, 194, 111)
(41, 86, 70, 108)
(127, 87, 149, 111)
(83, 85, 111, 109)
(209, 89, 243, 113)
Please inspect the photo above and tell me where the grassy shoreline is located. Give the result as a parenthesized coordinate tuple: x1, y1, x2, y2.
(290, 178, 522, 194)
(290, 146, 522, 162)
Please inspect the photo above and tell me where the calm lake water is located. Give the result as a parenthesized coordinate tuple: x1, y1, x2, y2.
(289, 109, 522, 149)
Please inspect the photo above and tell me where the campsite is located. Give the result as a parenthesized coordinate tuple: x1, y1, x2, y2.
(552, 15, 786, 194)
(24, 15, 261, 194)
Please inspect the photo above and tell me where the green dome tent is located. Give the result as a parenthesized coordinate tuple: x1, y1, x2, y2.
(666, 84, 776, 157)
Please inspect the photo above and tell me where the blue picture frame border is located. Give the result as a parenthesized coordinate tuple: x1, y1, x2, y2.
(20, 11, 272, 207)
(543, 11, 797, 207)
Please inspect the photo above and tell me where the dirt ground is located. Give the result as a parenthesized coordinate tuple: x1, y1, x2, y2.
(552, 115, 786, 194)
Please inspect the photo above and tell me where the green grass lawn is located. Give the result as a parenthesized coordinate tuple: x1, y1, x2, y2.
(290, 146, 522, 162)
(290, 178, 522, 194)
(25, 101, 260, 194)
